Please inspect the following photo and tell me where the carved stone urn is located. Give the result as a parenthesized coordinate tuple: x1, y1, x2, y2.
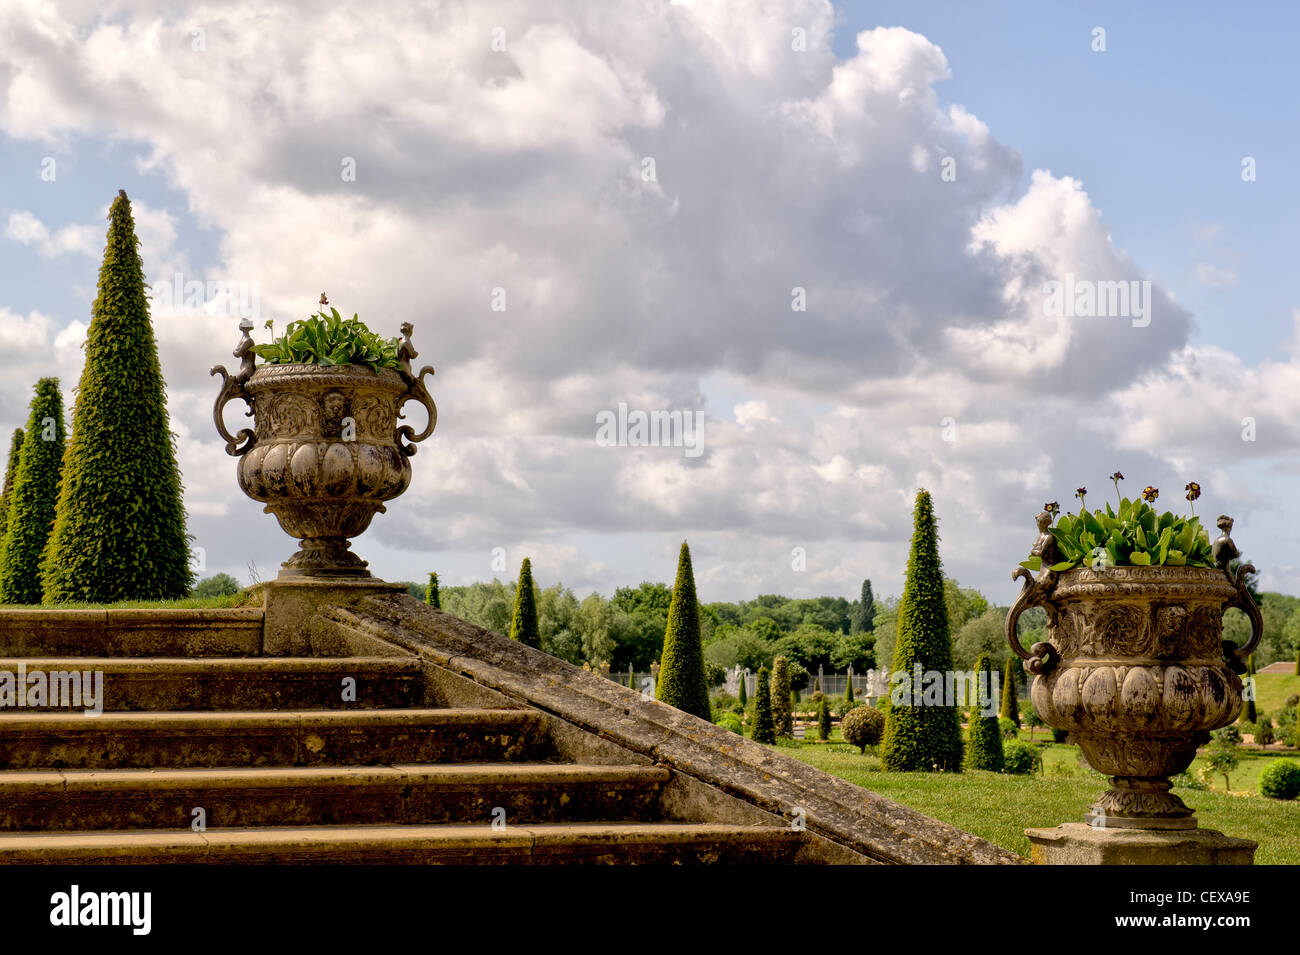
(211, 319, 436, 577)
(1006, 540, 1261, 830)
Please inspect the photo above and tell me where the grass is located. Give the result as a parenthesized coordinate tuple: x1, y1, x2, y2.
(0, 593, 253, 610)
(1254, 672, 1300, 714)
(781, 740, 1300, 864)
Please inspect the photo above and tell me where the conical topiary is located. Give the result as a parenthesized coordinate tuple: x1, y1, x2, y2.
(425, 571, 440, 609)
(0, 428, 24, 549)
(845, 675, 855, 704)
(880, 489, 964, 772)
(0, 381, 65, 605)
(42, 190, 192, 602)
(751, 666, 776, 744)
(817, 697, 831, 741)
(738, 671, 748, 707)
(1000, 657, 1021, 727)
(508, 557, 540, 648)
(655, 541, 710, 720)
(771, 656, 793, 737)
(965, 654, 1004, 771)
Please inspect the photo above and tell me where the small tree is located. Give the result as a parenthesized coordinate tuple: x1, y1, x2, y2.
(193, 573, 241, 598)
(841, 705, 885, 754)
(0, 428, 24, 548)
(1025, 707, 1044, 740)
(771, 656, 794, 737)
(965, 654, 1004, 771)
(817, 698, 831, 740)
(750, 666, 776, 744)
(1206, 728, 1240, 793)
(1000, 657, 1021, 727)
(737, 670, 748, 708)
(508, 557, 540, 648)
(425, 572, 441, 609)
(655, 542, 711, 720)
(0, 380, 65, 605)
(845, 675, 855, 705)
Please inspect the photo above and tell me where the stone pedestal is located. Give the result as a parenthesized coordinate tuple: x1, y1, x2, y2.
(258, 576, 408, 654)
(1027, 823, 1256, 865)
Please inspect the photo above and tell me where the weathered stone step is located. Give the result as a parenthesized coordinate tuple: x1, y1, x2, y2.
(0, 822, 805, 864)
(0, 609, 264, 657)
(0, 657, 423, 711)
(0, 763, 671, 830)
(0, 708, 551, 769)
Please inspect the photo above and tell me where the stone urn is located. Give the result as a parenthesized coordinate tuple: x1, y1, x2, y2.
(211, 319, 436, 577)
(1005, 538, 1261, 830)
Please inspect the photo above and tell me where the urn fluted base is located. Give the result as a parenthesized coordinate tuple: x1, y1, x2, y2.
(1085, 776, 1197, 830)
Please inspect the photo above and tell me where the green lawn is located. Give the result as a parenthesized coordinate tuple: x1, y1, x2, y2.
(781, 741, 1300, 864)
(1254, 672, 1300, 714)
(0, 593, 252, 610)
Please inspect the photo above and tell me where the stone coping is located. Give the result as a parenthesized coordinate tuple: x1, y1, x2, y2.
(326, 593, 1025, 866)
(0, 608, 263, 624)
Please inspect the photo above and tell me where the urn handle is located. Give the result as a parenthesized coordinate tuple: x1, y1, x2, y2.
(395, 322, 437, 456)
(1005, 566, 1060, 676)
(1222, 561, 1263, 672)
(210, 318, 257, 456)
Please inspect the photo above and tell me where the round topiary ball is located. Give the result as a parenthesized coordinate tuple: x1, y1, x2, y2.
(1002, 739, 1042, 775)
(840, 705, 884, 754)
(1259, 759, 1300, 800)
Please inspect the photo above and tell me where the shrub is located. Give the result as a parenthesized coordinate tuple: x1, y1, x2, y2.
(655, 542, 710, 720)
(817, 698, 831, 741)
(1256, 716, 1275, 746)
(998, 717, 1018, 740)
(965, 654, 1004, 771)
(714, 712, 744, 735)
(1051, 727, 1069, 744)
(771, 656, 794, 737)
(1002, 740, 1041, 775)
(508, 558, 540, 649)
(0, 380, 65, 605)
(788, 660, 809, 693)
(750, 666, 776, 744)
(193, 573, 241, 598)
(881, 490, 964, 772)
(841, 705, 885, 754)
(1259, 760, 1300, 800)
(425, 572, 440, 609)
(704, 660, 726, 687)
(42, 191, 192, 603)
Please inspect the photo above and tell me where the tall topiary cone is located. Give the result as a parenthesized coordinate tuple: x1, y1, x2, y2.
(1000, 657, 1021, 727)
(737, 671, 748, 708)
(881, 489, 964, 772)
(43, 190, 192, 602)
(425, 572, 441, 609)
(771, 656, 793, 737)
(654, 541, 710, 719)
(817, 697, 831, 740)
(0, 428, 25, 548)
(751, 665, 776, 744)
(965, 654, 1004, 771)
(0, 381, 65, 604)
(509, 558, 540, 648)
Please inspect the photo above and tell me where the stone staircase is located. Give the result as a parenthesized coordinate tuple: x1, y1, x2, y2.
(0, 609, 805, 864)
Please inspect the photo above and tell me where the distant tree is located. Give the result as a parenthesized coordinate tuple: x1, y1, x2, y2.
(1000, 657, 1021, 727)
(1245, 655, 1257, 724)
(509, 558, 540, 648)
(193, 573, 241, 598)
(845, 675, 855, 704)
(850, 578, 875, 634)
(881, 490, 964, 773)
(0, 380, 65, 605)
(425, 572, 440, 609)
(655, 542, 711, 720)
(1206, 728, 1241, 792)
(750, 666, 776, 744)
(771, 656, 793, 737)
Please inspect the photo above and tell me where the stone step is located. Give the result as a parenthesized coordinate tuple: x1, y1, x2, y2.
(0, 657, 423, 711)
(0, 822, 805, 864)
(0, 609, 265, 657)
(0, 708, 552, 769)
(0, 763, 671, 830)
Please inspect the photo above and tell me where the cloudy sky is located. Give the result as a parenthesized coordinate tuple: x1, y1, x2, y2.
(2, 0, 1298, 607)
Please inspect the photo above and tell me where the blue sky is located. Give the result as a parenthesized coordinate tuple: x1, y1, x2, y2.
(1, 0, 1298, 606)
